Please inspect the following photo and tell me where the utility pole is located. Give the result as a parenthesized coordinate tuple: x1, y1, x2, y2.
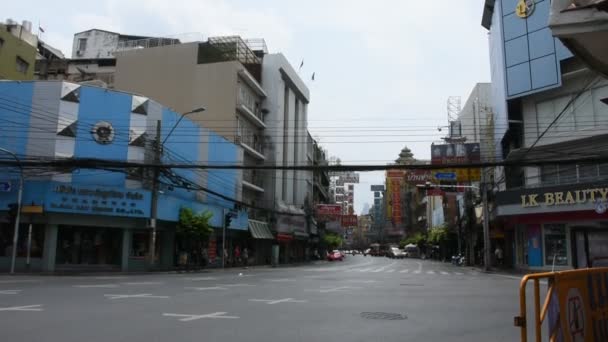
(1, 147, 23, 275)
(149, 120, 161, 268)
(481, 168, 491, 272)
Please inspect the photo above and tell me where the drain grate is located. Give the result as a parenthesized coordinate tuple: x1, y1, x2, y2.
(360, 312, 407, 320)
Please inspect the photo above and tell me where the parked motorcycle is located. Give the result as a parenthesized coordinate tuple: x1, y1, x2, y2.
(451, 254, 466, 266)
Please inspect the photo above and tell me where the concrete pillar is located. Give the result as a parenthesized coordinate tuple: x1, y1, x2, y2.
(121, 229, 132, 272)
(41, 224, 58, 272)
(160, 230, 175, 270)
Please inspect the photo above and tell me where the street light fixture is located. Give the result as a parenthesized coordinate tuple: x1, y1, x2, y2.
(162, 107, 206, 145)
(0, 148, 23, 274)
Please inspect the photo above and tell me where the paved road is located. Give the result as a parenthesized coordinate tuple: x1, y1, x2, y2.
(0, 256, 528, 342)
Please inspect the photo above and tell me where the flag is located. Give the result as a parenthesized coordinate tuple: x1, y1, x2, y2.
(311, 72, 315, 81)
(299, 60, 304, 69)
(39, 26, 45, 33)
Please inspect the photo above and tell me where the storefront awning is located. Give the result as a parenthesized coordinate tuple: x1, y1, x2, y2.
(248, 220, 274, 240)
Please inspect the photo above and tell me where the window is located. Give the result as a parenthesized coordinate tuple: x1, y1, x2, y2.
(540, 164, 558, 185)
(15, 56, 29, 74)
(541, 163, 601, 185)
(543, 224, 568, 266)
(78, 38, 87, 52)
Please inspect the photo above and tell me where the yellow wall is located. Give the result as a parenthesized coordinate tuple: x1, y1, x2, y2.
(0, 28, 37, 80)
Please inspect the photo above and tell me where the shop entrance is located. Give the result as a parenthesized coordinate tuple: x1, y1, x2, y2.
(571, 226, 608, 268)
(55, 226, 122, 271)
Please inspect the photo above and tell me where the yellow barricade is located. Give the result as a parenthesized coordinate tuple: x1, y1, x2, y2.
(515, 267, 608, 342)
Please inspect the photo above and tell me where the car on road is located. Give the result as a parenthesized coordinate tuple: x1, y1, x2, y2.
(387, 247, 406, 259)
(327, 250, 344, 261)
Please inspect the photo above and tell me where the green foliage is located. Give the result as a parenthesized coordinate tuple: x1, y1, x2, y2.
(427, 225, 449, 244)
(177, 208, 213, 240)
(323, 232, 343, 249)
(400, 232, 427, 248)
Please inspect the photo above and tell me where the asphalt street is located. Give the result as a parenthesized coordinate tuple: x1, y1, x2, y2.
(0, 256, 536, 342)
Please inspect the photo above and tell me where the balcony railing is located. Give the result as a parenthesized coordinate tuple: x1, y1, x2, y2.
(237, 125, 264, 157)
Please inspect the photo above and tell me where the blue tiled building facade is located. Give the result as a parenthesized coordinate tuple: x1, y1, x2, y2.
(0, 81, 247, 272)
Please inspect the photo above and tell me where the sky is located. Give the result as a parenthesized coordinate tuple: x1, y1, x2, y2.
(6, 0, 491, 214)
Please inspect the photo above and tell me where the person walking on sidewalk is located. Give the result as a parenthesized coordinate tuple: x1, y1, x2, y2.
(494, 246, 504, 267)
(242, 247, 249, 267)
(234, 245, 241, 266)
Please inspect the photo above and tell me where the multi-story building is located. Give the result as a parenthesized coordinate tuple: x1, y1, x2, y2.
(0, 20, 37, 80)
(483, 0, 608, 270)
(0, 81, 247, 272)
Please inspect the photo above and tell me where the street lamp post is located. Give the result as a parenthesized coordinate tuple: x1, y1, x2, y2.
(148, 107, 205, 268)
(0, 148, 23, 274)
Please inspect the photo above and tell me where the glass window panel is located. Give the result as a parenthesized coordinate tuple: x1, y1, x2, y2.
(578, 164, 598, 183)
(559, 164, 578, 184)
(544, 224, 567, 266)
(541, 164, 558, 185)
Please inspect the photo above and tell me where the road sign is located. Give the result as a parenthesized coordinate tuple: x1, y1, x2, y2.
(434, 172, 456, 180)
(0, 182, 11, 192)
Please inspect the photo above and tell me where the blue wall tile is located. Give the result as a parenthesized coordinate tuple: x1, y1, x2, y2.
(526, 0, 550, 33)
(503, 12, 527, 41)
(528, 27, 555, 60)
(0, 82, 34, 157)
(507, 62, 532, 96)
(501, 0, 519, 16)
(531, 54, 558, 89)
(73, 87, 131, 186)
(555, 38, 573, 60)
(505, 36, 530, 67)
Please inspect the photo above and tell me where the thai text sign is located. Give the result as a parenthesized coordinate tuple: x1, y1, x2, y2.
(431, 143, 481, 165)
(341, 215, 358, 227)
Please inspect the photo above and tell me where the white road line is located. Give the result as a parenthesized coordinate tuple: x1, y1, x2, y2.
(357, 268, 373, 272)
(163, 312, 239, 321)
(386, 269, 395, 273)
(217, 284, 255, 287)
(248, 298, 307, 305)
(413, 270, 421, 274)
(265, 278, 296, 282)
(427, 270, 435, 275)
(94, 276, 128, 280)
(0, 290, 21, 295)
(347, 280, 377, 284)
(122, 282, 163, 286)
(74, 284, 119, 288)
(454, 272, 464, 275)
(400, 269, 409, 273)
(104, 293, 169, 300)
(0, 279, 40, 284)
(0, 304, 43, 312)
(415, 261, 423, 273)
(318, 286, 362, 293)
(186, 286, 228, 291)
(186, 277, 218, 281)
(440, 271, 449, 275)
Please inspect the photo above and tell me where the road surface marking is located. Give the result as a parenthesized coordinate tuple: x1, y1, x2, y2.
(163, 312, 239, 321)
(104, 293, 169, 300)
(217, 283, 255, 287)
(413, 270, 421, 274)
(386, 269, 395, 273)
(318, 286, 362, 293)
(74, 284, 119, 288)
(186, 286, 228, 291)
(122, 282, 163, 286)
(94, 276, 128, 280)
(440, 271, 449, 275)
(347, 280, 377, 284)
(186, 277, 218, 281)
(372, 261, 397, 273)
(357, 268, 373, 272)
(426, 270, 435, 275)
(265, 278, 296, 282)
(415, 261, 423, 273)
(249, 298, 307, 304)
(454, 272, 464, 275)
(0, 290, 21, 295)
(400, 269, 409, 273)
(0, 279, 40, 284)
(0, 304, 43, 312)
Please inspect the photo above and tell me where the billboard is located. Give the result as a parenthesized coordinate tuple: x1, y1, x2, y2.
(431, 143, 481, 165)
(404, 170, 433, 185)
(386, 170, 404, 226)
(370, 185, 385, 192)
(341, 215, 358, 227)
(339, 172, 360, 184)
(316, 204, 342, 218)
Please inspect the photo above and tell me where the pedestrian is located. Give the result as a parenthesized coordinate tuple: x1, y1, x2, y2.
(234, 245, 241, 266)
(242, 247, 249, 267)
(495, 246, 504, 266)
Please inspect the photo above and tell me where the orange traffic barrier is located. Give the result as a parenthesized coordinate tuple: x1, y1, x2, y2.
(515, 267, 608, 342)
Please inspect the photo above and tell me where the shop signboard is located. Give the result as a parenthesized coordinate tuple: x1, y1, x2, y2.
(208, 237, 217, 264)
(335, 186, 345, 194)
(431, 143, 481, 165)
(339, 172, 360, 184)
(404, 170, 432, 185)
(46, 183, 151, 218)
(316, 204, 342, 221)
(341, 215, 358, 227)
(386, 170, 403, 226)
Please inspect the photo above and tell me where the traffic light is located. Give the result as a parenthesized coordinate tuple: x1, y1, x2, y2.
(225, 212, 233, 228)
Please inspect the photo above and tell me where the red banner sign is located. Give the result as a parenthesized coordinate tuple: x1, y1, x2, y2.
(341, 215, 358, 227)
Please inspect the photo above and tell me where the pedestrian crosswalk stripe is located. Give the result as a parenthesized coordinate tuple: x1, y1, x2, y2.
(386, 269, 395, 273)
(440, 271, 449, 275)
(400, 269, 409, 273)
(426, 271, 435, 274)
(455, 272, 464, 275)
(371, 268, 384, 273)
(414, 270, 421, 274)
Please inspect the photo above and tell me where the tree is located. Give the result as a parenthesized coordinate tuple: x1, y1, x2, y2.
(176, 208, 213, 267)
(400, 232, 427, 248)
(323, 232, 343, 250)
